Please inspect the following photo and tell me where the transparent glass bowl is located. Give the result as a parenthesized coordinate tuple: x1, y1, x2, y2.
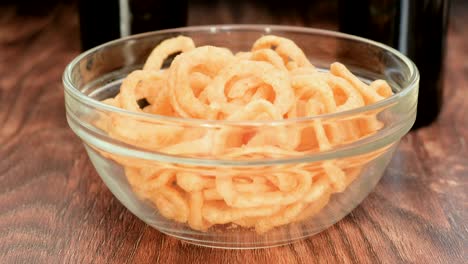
(63, 25, 418, 249)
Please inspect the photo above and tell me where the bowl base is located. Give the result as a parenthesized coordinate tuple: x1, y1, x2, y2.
(158, 229, 323, 249)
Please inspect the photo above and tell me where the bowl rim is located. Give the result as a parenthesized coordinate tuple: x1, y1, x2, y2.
(63, 24, 419, 127)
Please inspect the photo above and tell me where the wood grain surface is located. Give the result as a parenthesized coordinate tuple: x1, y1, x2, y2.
(0, 1, 467, 263)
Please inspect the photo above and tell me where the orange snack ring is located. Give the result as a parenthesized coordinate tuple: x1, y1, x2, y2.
(152, 186, 189, 223)
(188, 191, 211, 231)
(289, 66, 316, 77)
(140, 168, 176, 189)
(227, 76, 263, 99)
(252, 35, 314, 68)
(233, 217, 261, 228)
(294, 189, 332, 222)
(176, 171, 215, 192)
(205, 60, 294, 116)
(101, 97, 120, 107)
(215, 169, 312, 208)
(202, 201, 282, 224)
(255, 202, 306, 234)
(324, 73, 365, 112)
(370, 79, 393, 97)
(330, 62, 385, 104)
(203, 188, 224, 201)
(302, 174, 331, 203)
(108, 116, 184, 150)
(137, 70, 167, 105)
(190, 72, 212, 97)
(167, 46, 235, 119)
(143, 35, 196, 71)
(323, 161, 348, 192)
(249, 49, 288, 71)
(266, 172, 299, 192)
(291, 74, 337, 113)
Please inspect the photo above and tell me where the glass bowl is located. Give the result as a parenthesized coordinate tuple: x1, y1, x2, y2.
(63, 25, 418, 249)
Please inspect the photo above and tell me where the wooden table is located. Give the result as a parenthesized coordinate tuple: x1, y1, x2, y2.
(1, 1, 466, 263)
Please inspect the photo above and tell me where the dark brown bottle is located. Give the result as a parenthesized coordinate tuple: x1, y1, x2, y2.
(338, 0, 450, 128)
(78, 0, 188, 51)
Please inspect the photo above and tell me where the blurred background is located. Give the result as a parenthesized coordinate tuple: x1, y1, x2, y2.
(0, 0, 457, 128)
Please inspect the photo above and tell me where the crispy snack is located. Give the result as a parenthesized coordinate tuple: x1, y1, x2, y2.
(97, 35, 394, 234)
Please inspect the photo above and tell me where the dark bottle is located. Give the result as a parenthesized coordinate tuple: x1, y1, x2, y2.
(338, 0, 450, 129)
(78, 0, 188, 51)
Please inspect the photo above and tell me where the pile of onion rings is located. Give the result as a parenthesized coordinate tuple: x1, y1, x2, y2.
(97, 35, 393, 234)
